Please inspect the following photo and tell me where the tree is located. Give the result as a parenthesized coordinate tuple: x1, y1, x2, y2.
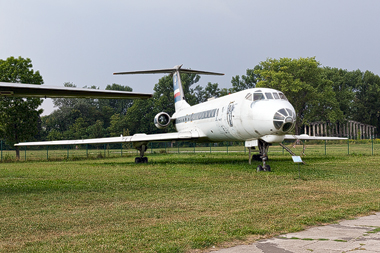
(351, 70, 380, 132)
(231, 66, 261, 92)
(0, 56, 43, 159)
(254, 57, 343, 134)
(102, 83, 133, 115)
(321, 67, 357, 120)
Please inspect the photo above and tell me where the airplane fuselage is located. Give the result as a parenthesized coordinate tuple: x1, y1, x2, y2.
(173, 88, 296, 143)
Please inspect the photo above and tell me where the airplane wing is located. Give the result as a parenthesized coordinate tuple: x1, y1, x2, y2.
(0, 82, 152, 99)
(284, 134, 347, 140)
(15, 131, 206, 147)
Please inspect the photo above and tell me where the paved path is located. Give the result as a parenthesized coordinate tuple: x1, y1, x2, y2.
(214, 212, 380, 253)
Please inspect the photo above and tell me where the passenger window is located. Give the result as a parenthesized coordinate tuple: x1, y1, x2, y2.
(245, 93, 252, 101)
(253, 92, 265, 101)
(265, 92, 273, 99)
(273, 93, 280, 99)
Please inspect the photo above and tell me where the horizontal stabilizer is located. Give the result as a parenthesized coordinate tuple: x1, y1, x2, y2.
(114, 65, 224, 76)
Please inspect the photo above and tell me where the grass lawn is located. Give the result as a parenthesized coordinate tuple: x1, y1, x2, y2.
(1, 151, 380, 252)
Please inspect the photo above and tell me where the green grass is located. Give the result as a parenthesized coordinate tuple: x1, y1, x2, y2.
(3, 139, 380, 162)
(1, 150, 380, 252)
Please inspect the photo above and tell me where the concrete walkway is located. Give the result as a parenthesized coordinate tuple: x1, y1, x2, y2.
(214, 212, 380, 253)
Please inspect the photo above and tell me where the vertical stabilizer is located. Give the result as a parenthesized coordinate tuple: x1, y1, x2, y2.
(172, 67, 190, 112)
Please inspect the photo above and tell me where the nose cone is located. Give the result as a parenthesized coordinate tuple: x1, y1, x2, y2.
(273, 108, 296, 133)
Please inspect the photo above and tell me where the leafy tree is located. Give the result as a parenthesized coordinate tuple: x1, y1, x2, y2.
(321, 67, 357, 120)
(231, 66, 261, 92)
(0, 56, 43, 158)
(87, 120, 106, 139)
(46, 129, 63, 141)
(108, 114, 128, 137)
(255, 57, 343, 134)
(351, 70, 380, 132)
(125, 99, 156, 134)
(101, 83, 133, 115)
(190, 82, 221, 104)
(65, 117, 88, 139)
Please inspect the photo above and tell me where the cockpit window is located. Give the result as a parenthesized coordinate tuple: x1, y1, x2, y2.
(253, 92, 265, 101)
(285, 108, 293, 117)
(265, 92, 273, 99)
(245, 93, 252, 101)
(279, 92, 288, 101)
(273, 92, 280, 99)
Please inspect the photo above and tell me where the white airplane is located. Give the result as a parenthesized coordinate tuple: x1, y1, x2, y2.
(15, 65, 345, 171)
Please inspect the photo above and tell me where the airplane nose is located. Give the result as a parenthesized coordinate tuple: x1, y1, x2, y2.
(273, 108, 295, 133)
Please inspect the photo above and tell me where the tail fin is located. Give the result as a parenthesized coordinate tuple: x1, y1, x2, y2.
(172, 68, 190, 111)
(114, 65, 224, 112)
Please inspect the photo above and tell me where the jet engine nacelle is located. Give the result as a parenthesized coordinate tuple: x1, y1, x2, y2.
(154, 112, 171, 129)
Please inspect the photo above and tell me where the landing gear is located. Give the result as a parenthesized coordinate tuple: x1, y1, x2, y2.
(250, 140, 272, 172)
(256, 164, 271, 172)
(135, 157, 148, 163)
(134, 143, 148, 164)
(258, 140, 271, 171)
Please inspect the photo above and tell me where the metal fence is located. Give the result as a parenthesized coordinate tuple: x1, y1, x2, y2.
(1, 138, 380, 162)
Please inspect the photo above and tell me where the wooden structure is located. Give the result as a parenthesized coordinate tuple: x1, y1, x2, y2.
(303, 120, 376, 139)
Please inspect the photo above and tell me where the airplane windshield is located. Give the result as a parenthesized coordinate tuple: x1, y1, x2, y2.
(273, 92, 280, 99)
(253, 92, 265, 101)
(279, 92, 288, 101)
(245, 93, 252, 101)
(265, 92, 273, 99)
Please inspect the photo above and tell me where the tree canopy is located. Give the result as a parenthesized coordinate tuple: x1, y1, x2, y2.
(0, 56, 44, 158)
(254, 57, 344, 134)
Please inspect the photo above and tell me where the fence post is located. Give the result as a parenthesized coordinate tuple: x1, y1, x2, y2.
(372, 135, 374, 155)
(347, 136, 350, 155)
(325, 140, 327, 155)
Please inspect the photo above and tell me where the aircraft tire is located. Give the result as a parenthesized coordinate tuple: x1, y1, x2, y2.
(256, 165, 263, 172)
(264, 165, 271, 172)
(135, 157, 141, 163)
(252, 155, 261, 161)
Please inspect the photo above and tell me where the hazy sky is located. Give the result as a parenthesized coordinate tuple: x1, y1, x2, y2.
(1, 0, 379, 115)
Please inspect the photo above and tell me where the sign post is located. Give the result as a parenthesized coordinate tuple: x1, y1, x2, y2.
(292, 156, 303, 179)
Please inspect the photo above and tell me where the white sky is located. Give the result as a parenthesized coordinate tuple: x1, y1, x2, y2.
(1, 0, 379, 115)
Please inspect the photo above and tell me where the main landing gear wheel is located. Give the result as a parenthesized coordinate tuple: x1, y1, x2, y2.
(135, 157, 148, 163)
(134, 144, 148, 164)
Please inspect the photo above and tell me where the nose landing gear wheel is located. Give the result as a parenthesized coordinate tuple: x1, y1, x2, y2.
(256, 164, 271, 172)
